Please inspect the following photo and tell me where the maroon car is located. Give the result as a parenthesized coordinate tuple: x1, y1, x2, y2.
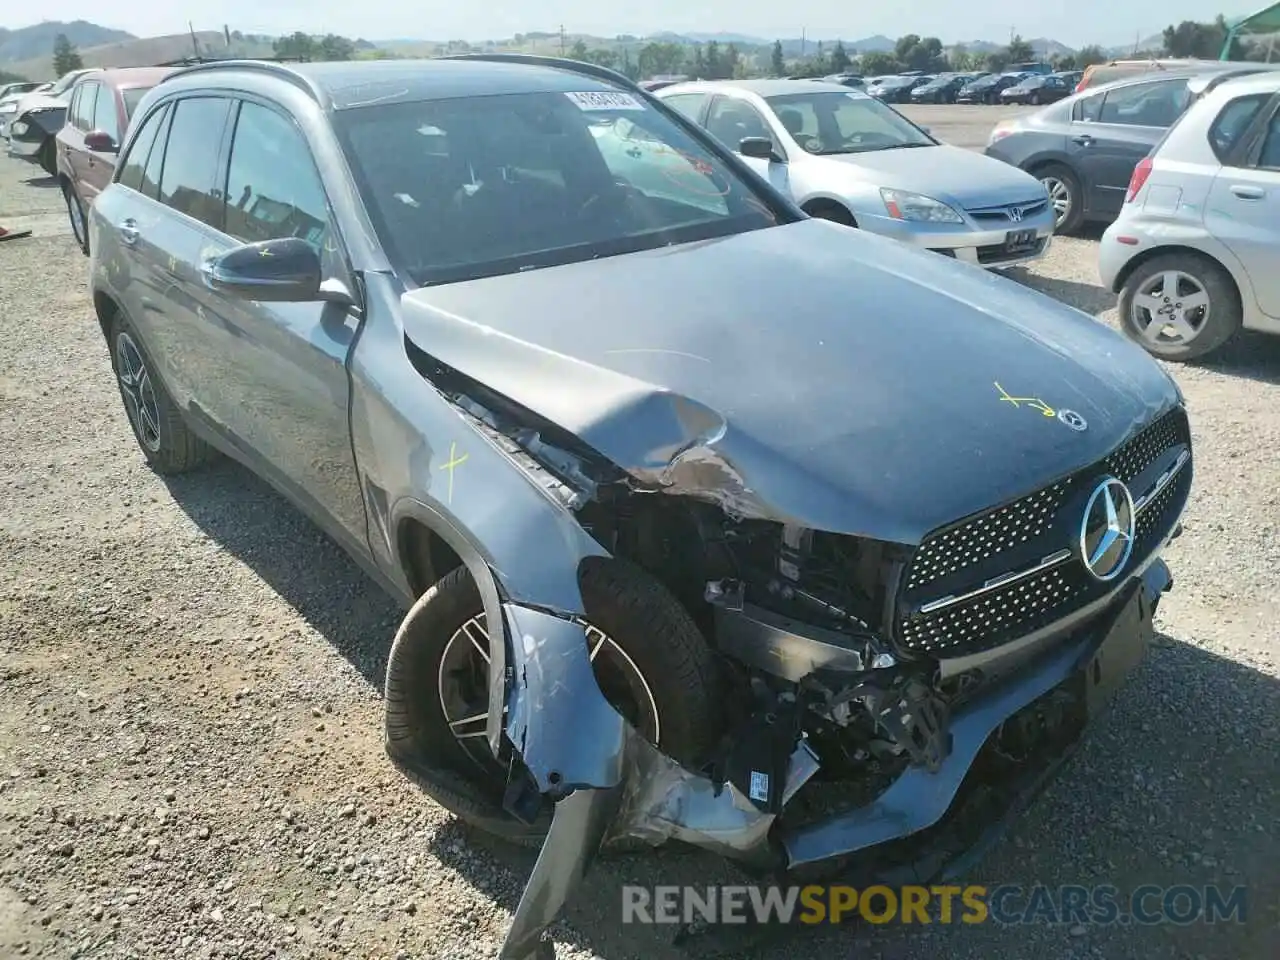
(56, 67, 176, 254)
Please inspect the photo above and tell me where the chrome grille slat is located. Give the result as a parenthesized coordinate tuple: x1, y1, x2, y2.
(897, 407, 1191, 658)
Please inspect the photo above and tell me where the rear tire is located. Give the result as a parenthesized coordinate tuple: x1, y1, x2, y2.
(1118, 253, 1242, 362)
(107, 311, 217, 473)
(1036, 163, 1084, 234)
(385, 559, 722, 847)
(63, 180, 88, 255)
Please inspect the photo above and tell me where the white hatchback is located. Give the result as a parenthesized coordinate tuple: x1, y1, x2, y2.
(1098, 72, 1280, 361)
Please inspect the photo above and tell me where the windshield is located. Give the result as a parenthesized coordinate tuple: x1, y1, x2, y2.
(49, 71, 85, 97)
(122, 87, 154, 118)
(334, 90, 783, 287)
(765, 91, 935, 155)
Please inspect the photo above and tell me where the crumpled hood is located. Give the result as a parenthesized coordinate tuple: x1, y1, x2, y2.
(821, 143, 1046, 210)
(400, 219, 1178, 544)
(11, 92, 66, 116)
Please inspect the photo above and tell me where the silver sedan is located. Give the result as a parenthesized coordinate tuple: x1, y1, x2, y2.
(657, 78, 1056, 268)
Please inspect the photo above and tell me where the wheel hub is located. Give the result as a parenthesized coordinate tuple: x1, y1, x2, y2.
(437, 613, 660, 775)
(1131, 270, 1209, 345)
(115, 333, 162, 452)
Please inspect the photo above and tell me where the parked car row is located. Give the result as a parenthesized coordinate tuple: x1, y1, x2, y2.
(657, 78, 1056, 268)
(71, 54, 1192, 960)
(984, 63, 1280, 233)
(1100, 70, 1280, 362)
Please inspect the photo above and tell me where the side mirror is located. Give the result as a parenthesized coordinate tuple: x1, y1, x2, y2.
(203, 237, 347, 304)
(739, 136, 781, 162)
(84, 129, 117, 153)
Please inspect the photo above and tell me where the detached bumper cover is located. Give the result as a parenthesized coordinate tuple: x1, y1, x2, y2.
(493, 558, 1170, 959)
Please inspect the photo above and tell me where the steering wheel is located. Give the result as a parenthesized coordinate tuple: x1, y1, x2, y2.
(842, 131, 897, 149)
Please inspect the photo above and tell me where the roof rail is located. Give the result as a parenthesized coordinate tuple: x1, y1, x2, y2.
(438, 53, 642, 93)
(160, 58, 322, 103)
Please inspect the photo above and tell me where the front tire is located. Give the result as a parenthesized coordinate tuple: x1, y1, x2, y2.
(385, 560, 721, 847)
(38, 138, 56, 177)
(1118, 253, 1242, 361)
(107, 312, 217, 473)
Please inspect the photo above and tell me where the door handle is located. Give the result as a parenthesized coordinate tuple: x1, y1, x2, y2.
(626, 147, 642, 159)
(1071, 134, 1095, 146)
(118, 218, 139, 245)
(1229, 184, 1265, 200)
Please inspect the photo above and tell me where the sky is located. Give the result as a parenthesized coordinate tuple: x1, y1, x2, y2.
(3, 1, 1247, 50)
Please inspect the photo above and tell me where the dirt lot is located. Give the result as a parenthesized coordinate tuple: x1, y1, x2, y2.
(2, 106, 1278, 960)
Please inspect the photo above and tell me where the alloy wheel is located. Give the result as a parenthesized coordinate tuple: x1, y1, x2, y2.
(1129, 270, 1211, 346)
(114, 331, 162, 452)
(1041, 176, 1072, 228)
(436, 612, 661, 775)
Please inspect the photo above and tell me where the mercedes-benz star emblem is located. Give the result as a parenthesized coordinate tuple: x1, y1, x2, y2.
(1080, 477, 1136, 581)
(1057, 408, 1088, 432)
(1009, 206, 1024, 222)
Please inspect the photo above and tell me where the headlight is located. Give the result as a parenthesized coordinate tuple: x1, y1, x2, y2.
(10, 120, 27, 135)
(0, 103, 16, 114)
(880, 188, 964, 224)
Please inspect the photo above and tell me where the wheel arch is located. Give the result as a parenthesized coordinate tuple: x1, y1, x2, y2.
(1111, 244, 1244, 306)
(396, 513, 466, 598)
(800, 196, 858, 226)
(92, 287, 121, 342)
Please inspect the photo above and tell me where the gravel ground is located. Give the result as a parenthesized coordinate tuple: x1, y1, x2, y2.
(2, 105, 1278, 960)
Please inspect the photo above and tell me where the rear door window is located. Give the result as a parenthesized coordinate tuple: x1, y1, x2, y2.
(661, 93, 709, 122)
(1209, 94, 1273, 164)
(91, 85, 119, 142)
(1097, 78, 1190, 128)
(71, 83, 98, 131)
(156, 97, 232, 227)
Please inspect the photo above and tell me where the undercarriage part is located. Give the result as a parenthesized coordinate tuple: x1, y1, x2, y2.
(861, 678, 951, 772)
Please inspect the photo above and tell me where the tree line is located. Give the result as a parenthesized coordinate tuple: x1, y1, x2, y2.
(35, 15, 1279, 85)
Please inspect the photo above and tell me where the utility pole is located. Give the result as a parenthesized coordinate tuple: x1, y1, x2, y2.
(559, 24, 566, 55)
(801, 27, 806, 57)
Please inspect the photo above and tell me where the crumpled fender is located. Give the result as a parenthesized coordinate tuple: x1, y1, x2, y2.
(495, 604, 626, 960)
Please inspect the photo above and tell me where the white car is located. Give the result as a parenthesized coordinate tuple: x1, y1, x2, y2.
(656, 78, 1056, 269)
(0, 81, 51, 138)
(1098, 71, 1280, 361)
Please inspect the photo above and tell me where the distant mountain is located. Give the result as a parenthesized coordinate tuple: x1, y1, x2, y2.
(651, 31, 770, 46)
(0, 19, 134, 64)
(954, 37, 1074, 57)
(3, 30, 276, 81)
(847, 34, 896, 53)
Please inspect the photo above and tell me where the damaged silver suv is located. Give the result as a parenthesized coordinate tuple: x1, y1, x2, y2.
(88, 55, 1192, 959)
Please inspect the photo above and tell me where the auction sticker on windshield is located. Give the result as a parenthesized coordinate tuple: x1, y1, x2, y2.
(565, 91, 645, 111)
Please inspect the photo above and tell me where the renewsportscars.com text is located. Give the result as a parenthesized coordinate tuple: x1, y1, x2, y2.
(621, 884, 1248, 927)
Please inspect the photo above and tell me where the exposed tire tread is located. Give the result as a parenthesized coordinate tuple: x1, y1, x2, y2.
(384, 559, 722, 847)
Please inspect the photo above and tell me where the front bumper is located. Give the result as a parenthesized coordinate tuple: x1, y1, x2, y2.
(6, 129, 43, 160)
(860, 206, 1056, 269)
(489, 554, 1172, 959)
